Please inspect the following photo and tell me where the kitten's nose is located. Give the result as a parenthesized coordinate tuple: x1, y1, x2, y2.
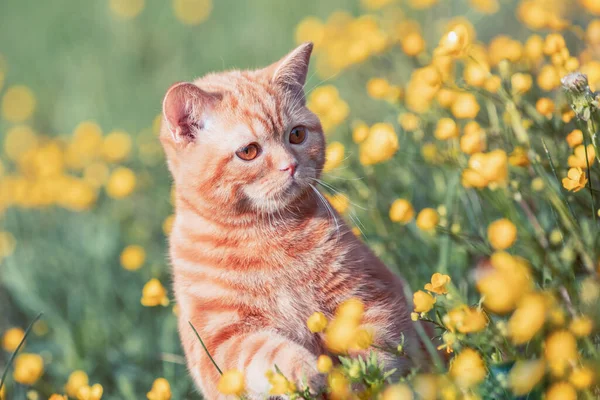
(280, 162, 298, 177)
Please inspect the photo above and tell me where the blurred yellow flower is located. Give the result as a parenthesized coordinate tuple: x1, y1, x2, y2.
(562, 167, 588, 193)
(109, 0, 144, 19)
(307, 311, 328, 333)
(566, 129, 583, 148)
(308, 86, 349, 133)
(508, 292, 547, 344)
(295, 17, 325, 48)
(66, 121, 104, 169)
(65, 370, 89, 398)
(460, 122, 486, 154)
(77, 383, 103, 400)
(449, 348, 486, 389)
(446, 306, 488, 333)
(163, 215, 175, 235)
(398, 113, 420, 132)
(508, 359, 545, 396)
(352, 121, 369, 144)
(413, 290, 436, 313)
(508, 146, 529, 167)
(106, 167, 136, 198)
(470, 0, 499, 14)
(120, 245, 146, 271)
(401, 32, 425, 56)
(569, 365, 594, 389)
(536, 98, 555, 117)
(84, 162, 110, 188)
(484, 75, 501, 93)
(416, 208, 439, 231)
(567, 144, 596, 168)
(4, 125, 38, 161)
(545, 330, 578, 376)
(328, 369, 350, 400)
(336, 298, 364, 321)
(325, 193, 350, 214)
(569, 315, 593, 337)
(434, 118, 459, 140)
(13, 353, 44, 385)
(172, 0, 212, 25)
(147, 377, 172, 400)
(102, 130, 132, 163)
(141, 278, 170, 307)
(525, 34, 544, 62)
(464, 62, 488, 87)
(317, 355, 333, 373)
(381, 384, 413, 400)
(538, 64, 561, 91)
(2, 327, 25, 352)
(425, 273, 451, 295)
(412, 374, 437, 400)
(451, 93, 480, 119)
(487, 218, 516, 250)
(359, 122, 399, 165)
(0, 232, 16, 260)
(366, 78, 399, 100)
(435, 24, 470, 57)
(545, 382, 576, 400)
(323, 142, 345, 173)
(361, 0, 395, 9)
(436, 88, 456, 108)
(389, 199, 415, 224)
(266, 370, 295, 395)
(408, 0, 438, 9)
(587, 20, 600, 44)
(463, 149, 508, 188)
(49, 395, 67, 400)
(511, 73, 532, 93)
(1, 85, 36, 122)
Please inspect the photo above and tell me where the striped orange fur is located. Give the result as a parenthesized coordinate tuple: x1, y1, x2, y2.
(160, 43, 432, 399)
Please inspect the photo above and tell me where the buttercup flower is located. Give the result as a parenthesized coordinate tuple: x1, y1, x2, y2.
(106, 167, 136, 199)
(389, 199, 415, 224)
(307, 312, 328, 333)
(450, 348, 487, 389)
(65, 370, 89, 398)
(352, 122, 369, 144)
(147, 377, 171, 400)
(413, 290, 436, 313)
(508, 359, 546, 395)
(424, 273, 451, 294)
(49, 395, 67, 400)
(266, 370, 296, 395)
(381, 384, 413, 400)
(2, 327, 25, 352)
(120, 245, 146, 271)
(569, 315, 593, 337)
(434, 118, 459, 140)
(508, 292, 547, 344)
(77, 384, 103, 400)
(460, 122, 486, 154)
(569, 365, 594, 389)
(359, 123, 399, 165)
(567, 145, 596, 168)
(435, 24, 470, 57)
(566, 129, 584, 148)
(325, 193, 350, 214)
(451, 92, 480, 119)
(445, 306, 488, 333)
(487, 218, 517, 250)
(398, 113, 420, 132)
(545, 330, 578, 376)
(141, 279, 170, 307)
(317, 355, 333, 373)
(217, 370, 245, 396)
(13, 353, 44, 385)
(562, 167, 588, 192)
(545, 382, 576, 400)
(416, 208, 439, 231)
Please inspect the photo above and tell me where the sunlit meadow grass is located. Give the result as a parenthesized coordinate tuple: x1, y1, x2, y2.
(1, 0, 600, 399)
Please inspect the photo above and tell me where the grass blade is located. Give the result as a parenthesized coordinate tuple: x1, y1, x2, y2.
(188, 321, 222, 375)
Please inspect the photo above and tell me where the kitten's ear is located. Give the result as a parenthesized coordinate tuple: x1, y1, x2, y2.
(267, 42, 313, 94)
(162, 82, 219, 144)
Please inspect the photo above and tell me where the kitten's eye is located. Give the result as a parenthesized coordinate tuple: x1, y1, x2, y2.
(289, 126, 307, 145)
(236, 143, 261, 161)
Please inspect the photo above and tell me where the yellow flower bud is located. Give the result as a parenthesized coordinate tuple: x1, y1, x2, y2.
(317, 355, 333, 373)
(435, 118, 459, 140)
(416, 208, 439, 231)
(569, 315, 593, 337)
(120, 245, 146, 271)
(487, 219, 517, 250)
(389, 199, 415, 224)
(449, 348, 486, 389)
(307, 312, 328, 333)
(2, 327, 25, 352)
(413, 290, 436, 313)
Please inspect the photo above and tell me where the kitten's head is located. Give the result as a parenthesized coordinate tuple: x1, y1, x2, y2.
(160, 43, 324, 216)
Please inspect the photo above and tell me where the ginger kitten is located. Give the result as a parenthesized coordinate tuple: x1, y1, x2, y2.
(160, 43, 430, 399)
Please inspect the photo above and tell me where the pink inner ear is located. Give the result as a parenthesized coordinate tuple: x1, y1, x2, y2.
(162, 82, 209, 142)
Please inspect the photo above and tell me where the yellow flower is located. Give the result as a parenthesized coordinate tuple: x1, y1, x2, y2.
(307, 312, 328, 333)
(434, 118, 459, 140)
(538, 64, 561, 91)
(65, 370, 89, 398)
(451, 93, 480, 119)
(398, 113, 420, 132)
(470, 0, 499, 14)
(325, 193, 350, 214)
(436, 88, 457, 108)
(435, 24, 470, 57)
(4, 125, 38, 161)
(147, 377, 172, 400)
(13, 353, 44, 385)
(359, 123, 399, 165)
(545, 382, 577, 400)
(389, 199, 415, 224)
(416, 208, 439, 231)
(317, 355, 333, 373)
(120, 245, 146, 271)
(445, 306, 488, 333)
(568, 144, 596, 168)
(163, 215, 175, 235)
(487, 219, 516, 250)
(77, 383, 103, 400)
(464, 62, 489, 87)
(508, 359, 545, 396)
(484, 75, 501, 93)
(449, 348, 486, 389)
(336, 298, 364, 321)
(413, 290, 436, 313)
(49, 395, 67, 400)
(84, 162, 110, 188)
(266, 370, 296, 395)
(508, 292, 547, 344)
(569, 365, 595, 389)
(1, 85, 36, 122)
(216, 369, 245, 396)
(101, 130, 132, 163)
(323, 142, 345, 173)
(402, 32, 426, 56)
(511, 73, 532, 93)
(172, 0, 212, 26)
(381, 384, 413, 400)
(295, 17, 325, 47)
(509, 146, 529, 167)
(2, 327, 25, 352)
(545, 330, 578, 376)
(366, 78, 392, 99)
(424, 273, 451, 295)
(141, 279, 170, 307)
(352, 122, 370, 144)
(566, 129, 584, 148)
(413, 374, 437, 400)
(562, 167, 588, 193)
(569, 315, 593, 337)
(106, 167, 136, 199)
(536, 98, 555, 117)
(463, 149, 508, 188)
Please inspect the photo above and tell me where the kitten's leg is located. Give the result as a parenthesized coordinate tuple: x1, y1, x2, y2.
(199, 330, 321, 399)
